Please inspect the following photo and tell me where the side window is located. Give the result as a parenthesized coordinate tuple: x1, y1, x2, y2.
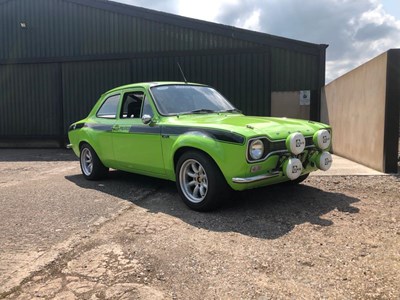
(120, 91, 144, 119)
(97, 94, 120, 119)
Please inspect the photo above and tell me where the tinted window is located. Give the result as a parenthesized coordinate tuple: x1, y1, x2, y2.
(97, 95, 120, 119)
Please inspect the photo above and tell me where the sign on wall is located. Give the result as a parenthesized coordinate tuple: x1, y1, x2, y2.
(300, 90, 310, 106)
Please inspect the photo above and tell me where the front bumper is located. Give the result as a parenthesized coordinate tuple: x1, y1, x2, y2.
(230, 149, 332, 190)
(232, 171, 280, 183)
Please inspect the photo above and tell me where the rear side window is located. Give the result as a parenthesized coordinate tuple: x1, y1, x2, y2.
(97, 95, 120, 119)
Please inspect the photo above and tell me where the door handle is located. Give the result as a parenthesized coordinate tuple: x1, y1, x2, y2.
(112, 125, 120, 131)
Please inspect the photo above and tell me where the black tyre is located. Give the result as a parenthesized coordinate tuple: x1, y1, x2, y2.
(80, 143, 108, 180)
(286, 173, 309, 185)
(176, 150, 230, 211)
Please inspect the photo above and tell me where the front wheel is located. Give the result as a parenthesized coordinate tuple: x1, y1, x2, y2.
(176, 151, 230, 211)
(80, 143, 108, 180)
(286, 173, 309, 185)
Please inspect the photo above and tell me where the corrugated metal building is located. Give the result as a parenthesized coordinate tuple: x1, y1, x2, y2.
(0, 0, 327, 146)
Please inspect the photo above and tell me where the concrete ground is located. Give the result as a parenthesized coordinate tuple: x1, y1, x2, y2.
(0, 149, 131, 295)
(0, 149, 397, 299)
(312, 154, 385, 176)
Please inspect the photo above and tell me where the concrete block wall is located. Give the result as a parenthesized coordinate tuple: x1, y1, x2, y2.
(321, 50, 400, 173)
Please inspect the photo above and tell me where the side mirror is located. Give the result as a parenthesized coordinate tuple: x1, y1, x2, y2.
(142, 114, 152, 125)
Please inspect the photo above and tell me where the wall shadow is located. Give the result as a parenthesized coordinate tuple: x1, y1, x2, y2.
(66, 171, 360, 240)
(0, 149, 76, 162)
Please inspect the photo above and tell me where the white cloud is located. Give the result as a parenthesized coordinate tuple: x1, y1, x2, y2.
(234, 8, 261, 31)
(178, 0, 239, 22)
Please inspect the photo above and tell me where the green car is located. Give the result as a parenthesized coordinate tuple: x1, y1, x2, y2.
(68, 82, 332, 211)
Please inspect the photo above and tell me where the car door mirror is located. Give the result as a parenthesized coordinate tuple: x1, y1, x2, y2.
(142, 114, 152, 125)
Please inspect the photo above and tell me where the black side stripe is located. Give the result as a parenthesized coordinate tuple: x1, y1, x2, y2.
(68, 122, 85, 132)
(75, 123, 85, 130)
(85, 123, 114, 131)
(161, 126, 245, 144)
(71, 123, 244, 145)
(129, 126, 161, 134)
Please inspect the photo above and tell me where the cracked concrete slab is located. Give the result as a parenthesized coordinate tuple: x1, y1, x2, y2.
(0, 149, 131, 295)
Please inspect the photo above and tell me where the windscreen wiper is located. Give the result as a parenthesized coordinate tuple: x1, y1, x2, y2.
(219, 108, 242, 114)
(188, 109, 216, 114)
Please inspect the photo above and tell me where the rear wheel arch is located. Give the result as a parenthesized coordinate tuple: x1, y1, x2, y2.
(79, 142, 108, 180)
(79, 140, 101, 158)
(79, 140, 89, 152)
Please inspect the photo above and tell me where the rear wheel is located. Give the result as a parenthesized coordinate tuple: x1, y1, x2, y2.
(80, 143, 108, 180)
(176, 151, 230, 211)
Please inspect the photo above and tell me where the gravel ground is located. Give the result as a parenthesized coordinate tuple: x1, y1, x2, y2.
(1, 154, 399, 300)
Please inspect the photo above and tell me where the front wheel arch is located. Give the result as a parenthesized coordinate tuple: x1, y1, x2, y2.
(173, 147, 220, 176)
(175, 149, 231, 211)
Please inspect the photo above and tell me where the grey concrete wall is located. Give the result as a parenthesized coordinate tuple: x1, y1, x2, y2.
(271, 92, 310, 120)
(321, 52, 388, 171)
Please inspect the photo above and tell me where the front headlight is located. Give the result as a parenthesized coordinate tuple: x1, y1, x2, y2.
(249, 139, 264, 160)
(313, 129, 331, 150)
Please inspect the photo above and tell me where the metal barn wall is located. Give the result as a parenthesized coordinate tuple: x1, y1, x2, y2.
(0, 63, 61, 137)
(0, 0, 322, 92)
(0, 0, 253, 60)
(0, 0, 326, 145)
(271, 48, 319, 91)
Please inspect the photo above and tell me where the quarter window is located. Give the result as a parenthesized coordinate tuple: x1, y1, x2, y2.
(141, 97, 153, 117)
(97, 95, 120, 119)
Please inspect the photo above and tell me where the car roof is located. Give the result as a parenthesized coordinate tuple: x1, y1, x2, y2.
(105, 81, 207, 94)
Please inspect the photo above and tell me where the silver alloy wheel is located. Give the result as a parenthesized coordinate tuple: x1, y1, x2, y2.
(179, 159, 208, 203)
(81, 147, 93, 176)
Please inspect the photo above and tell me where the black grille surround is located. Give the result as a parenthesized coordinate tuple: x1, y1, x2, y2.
(247, 136, 316, 163)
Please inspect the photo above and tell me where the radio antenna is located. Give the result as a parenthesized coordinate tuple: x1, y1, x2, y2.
(177, 62, 188, 83)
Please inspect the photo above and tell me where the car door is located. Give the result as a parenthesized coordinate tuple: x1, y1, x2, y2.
(112, 88, 165, 175)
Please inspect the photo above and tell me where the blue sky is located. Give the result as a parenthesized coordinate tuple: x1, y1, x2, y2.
(115, 0, 400, 83)
(382, 0, 400, 19)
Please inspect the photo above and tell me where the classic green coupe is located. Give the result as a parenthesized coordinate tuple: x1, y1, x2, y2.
(68, 82, 332, 211)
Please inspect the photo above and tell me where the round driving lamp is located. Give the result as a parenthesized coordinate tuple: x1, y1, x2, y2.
(249, 139, 264, 160)
(285, 132, 305, 155)
(313, 129, 331, 150)
(282, 157, 303, 180)
(315, 151, 333, 171)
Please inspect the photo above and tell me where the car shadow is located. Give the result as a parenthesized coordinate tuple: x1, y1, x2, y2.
(65, 170, 360, 240)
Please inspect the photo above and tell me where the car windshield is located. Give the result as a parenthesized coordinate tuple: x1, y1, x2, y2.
(150, 84, 237, 115)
